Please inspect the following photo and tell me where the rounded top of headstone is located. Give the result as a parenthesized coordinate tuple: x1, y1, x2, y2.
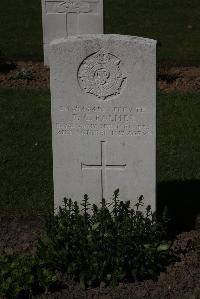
(50, 34, 157, 47)
(49, 34, 157, 101)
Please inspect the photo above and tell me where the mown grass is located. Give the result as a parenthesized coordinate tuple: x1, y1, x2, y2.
(0, 89, 53, 217)
(0, 0, 200, 64)
(105, 0, 200, 65)
(0, 89, 200, 217)
(157, 91, 200, 182)
(0, 0, 43, 61)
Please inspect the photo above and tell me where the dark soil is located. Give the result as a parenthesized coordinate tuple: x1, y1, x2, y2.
(0, 217, 199, 299)
(0, 217, 44, 255)
(0, 61, 49, 89)
(158, 65, 200, 93)
(1, 62, 200, 92)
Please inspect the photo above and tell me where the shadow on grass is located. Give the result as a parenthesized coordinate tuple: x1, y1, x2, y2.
(0, 62, 16, 73)
(157, 180, 200, 236)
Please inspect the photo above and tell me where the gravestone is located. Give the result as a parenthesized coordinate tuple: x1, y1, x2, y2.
(49, 34, 156, 211)
(41, 0, 103, 65)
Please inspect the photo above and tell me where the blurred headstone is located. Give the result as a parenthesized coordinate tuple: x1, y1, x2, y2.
(41, 0, 103, 65)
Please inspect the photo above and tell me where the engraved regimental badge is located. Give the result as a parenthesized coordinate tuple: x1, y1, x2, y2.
(78, 50, 126, 100)
(53, 0, 89, 13)
(45, 0, 91, 14)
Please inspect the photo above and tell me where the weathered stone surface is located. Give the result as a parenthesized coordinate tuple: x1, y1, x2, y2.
(49, 34, 156, 212)
(41, 0, 103, 65)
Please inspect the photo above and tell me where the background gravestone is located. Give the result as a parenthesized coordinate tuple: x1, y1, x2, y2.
(41, 0, 103, 65)
(49, 34, 156, 211)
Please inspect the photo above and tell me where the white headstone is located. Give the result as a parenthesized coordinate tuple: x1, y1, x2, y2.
(41, 0, 103, 65)
(49, 34, 156, 211)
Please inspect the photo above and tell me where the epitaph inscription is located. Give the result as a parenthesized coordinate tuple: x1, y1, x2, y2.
(78, 50, 126, 100)
(56, 104, 150, 136)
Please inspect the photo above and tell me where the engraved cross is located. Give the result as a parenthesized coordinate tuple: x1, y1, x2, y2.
(81, 141, 126, 200)
(45, 0, 99, 35)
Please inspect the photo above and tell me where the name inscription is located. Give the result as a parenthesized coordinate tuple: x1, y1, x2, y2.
(55, 104, 151, 137)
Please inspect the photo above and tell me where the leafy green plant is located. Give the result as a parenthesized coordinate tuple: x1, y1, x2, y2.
(11, 67, 34, 81)
(0, 253, 60, 298)
(0, 191, 177, 298)
(37, 190, 176, 289)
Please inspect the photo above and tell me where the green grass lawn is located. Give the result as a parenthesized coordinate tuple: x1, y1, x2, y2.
(0, 89, 200, 217)
(105, 0, 200, 65)
(0, 89, 53, 217)
(0, 0, 43, 61)
(0, 0, 200, 64)
(157, 91, 200, 182)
